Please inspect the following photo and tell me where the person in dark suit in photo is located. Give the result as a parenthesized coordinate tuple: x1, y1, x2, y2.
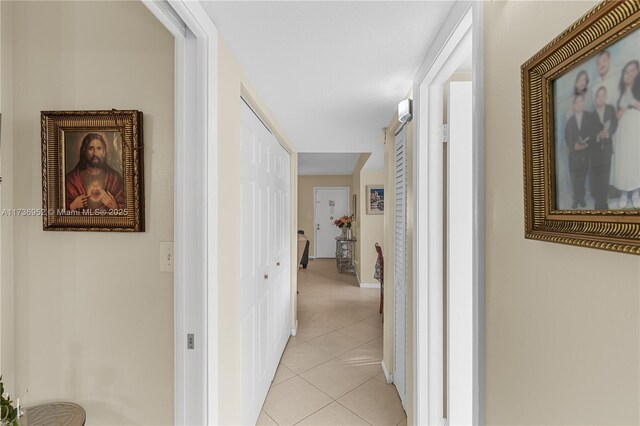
(565, 93, 599, 208)
(589, 86, 618, 209)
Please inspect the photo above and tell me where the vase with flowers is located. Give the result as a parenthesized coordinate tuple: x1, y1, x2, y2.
(0, 377, 19, 426)
(333, 215, 354, 239)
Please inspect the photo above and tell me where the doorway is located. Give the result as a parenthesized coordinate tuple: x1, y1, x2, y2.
(141, 2, 219, 424)
(314, 187, 350, 258)
(413, 3, 484, 425)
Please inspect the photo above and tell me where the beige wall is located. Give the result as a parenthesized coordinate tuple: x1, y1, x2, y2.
(358, 171, 385, 285)
(1, 1, 174, 424)
(217, 38, 298, 425)
(297, 175, 352, 258)
(485, 1, 640, 424)
(0, 0, 15, 396)
(351, 154, 370, 278)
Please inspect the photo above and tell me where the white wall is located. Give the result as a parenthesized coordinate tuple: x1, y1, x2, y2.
(485, 1, 640, 424)
(1, 2, 174, 424)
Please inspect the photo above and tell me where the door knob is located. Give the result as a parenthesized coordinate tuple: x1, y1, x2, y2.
(264, 274, 269, 280)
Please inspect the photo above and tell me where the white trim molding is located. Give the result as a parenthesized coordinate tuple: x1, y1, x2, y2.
(471, 3, 486, 423)
(359, 282, 381, 289)
(141, 1, 219, 424)
(381, 361, 394, 384)
(291, 320, 299, 337)
(412, 1, 484, 425)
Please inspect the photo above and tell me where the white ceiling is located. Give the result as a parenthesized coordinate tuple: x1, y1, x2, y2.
(298, 153, 362, 176)
(202, 1, 455, 157)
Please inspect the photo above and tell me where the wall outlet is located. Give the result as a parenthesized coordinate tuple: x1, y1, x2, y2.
(160, 241, 174, 272)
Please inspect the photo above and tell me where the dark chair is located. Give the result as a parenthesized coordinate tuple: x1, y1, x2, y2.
(374, 243, 384, 322)
(298, 230, 310, 269)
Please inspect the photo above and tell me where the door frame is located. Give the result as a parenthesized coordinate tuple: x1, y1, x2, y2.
(142, 1, 218, 424)
(313, 186, 350, 258)
(412, 2, 485, 425)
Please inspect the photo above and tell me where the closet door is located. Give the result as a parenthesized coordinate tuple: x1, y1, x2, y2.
(273, 141, 291, 354)
(240, 100, 274, 425)
(280, 142, 291, 350)
(240, 100, 291, 425)
(394, 125, 408, 409)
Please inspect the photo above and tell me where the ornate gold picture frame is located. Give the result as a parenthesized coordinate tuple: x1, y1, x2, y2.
(41, 110, 144, 231)
(522, 0, 640, 254)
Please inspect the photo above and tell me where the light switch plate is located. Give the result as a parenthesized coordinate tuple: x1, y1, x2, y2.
(160, 241, 174, 272)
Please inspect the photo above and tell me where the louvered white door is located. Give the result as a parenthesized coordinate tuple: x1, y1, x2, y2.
(394, 125, 408, 409)
(240, 100, 291, 425)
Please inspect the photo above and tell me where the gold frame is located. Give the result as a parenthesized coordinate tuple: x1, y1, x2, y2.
(41, 110, 144, 232)
(522, 0, 640, 254)
(366, 185, 384, 215)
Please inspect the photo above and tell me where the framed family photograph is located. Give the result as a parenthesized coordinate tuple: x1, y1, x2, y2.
(522, 0, 640, 254)
(41, 110, 144, 231)
(367, 185, 384, 215)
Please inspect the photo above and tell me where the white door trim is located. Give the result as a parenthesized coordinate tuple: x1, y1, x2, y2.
(141, 1, 218, 424)
(312, 186, 350, 258)
(412, 2, 484, 425)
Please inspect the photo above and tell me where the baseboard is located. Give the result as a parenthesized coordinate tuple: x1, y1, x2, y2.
(359, 282, 381, 289)
(381, 361, 393, 384)
(291, 320, 298, 337)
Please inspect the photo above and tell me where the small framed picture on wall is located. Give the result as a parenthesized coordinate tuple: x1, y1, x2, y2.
(366, 185, 384, 215)
(41, 110, 144, 232)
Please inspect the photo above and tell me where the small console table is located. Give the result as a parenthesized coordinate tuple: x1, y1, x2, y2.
(335, 236, 356, 274)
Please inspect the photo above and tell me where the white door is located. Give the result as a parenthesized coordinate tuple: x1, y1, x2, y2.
(314, 187, 349, 258)
(447, 81, 473, 425)
(394, 125, 408, 409)
(273, 141, 291, 355)
(240, 100, 291, 426)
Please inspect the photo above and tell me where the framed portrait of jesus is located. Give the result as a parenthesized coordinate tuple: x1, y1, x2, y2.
(41, 110, 144, 232)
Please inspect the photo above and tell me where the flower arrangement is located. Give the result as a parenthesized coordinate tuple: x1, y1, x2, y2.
(333, 215, 353, 229)
(0, 377, 18, 426)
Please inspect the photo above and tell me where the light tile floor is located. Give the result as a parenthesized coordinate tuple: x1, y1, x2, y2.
(257, 259, 407, 426)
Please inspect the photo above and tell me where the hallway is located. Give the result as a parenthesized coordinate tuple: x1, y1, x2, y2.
(257, 259, 406, 426)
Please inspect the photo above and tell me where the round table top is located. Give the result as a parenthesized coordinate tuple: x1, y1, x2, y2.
(23, 402, 86, 426)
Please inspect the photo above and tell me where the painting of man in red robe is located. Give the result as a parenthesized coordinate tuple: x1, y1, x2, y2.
(65, 132, 125, 211)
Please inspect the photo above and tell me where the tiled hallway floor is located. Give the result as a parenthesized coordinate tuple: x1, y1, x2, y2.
(257, 259, 407, 426)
